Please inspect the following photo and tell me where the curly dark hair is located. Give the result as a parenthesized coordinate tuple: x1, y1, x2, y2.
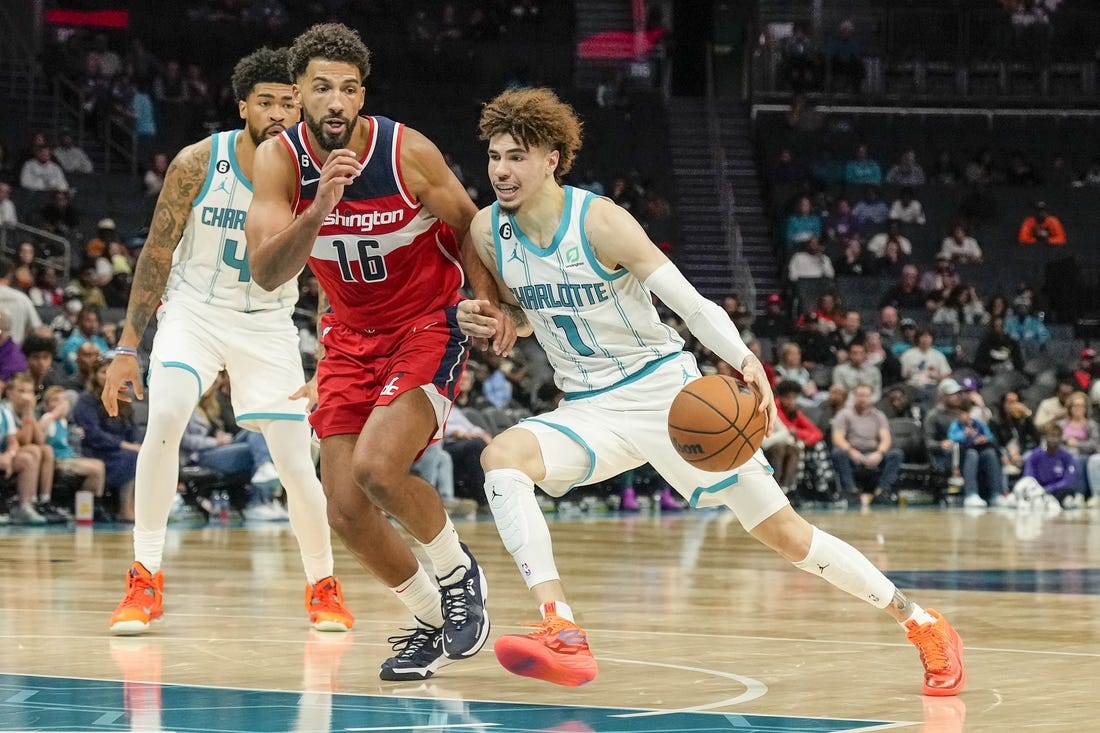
(287, 23, 371, 83)
(478, 87, 583, 181)
(230, 47, 292, 102)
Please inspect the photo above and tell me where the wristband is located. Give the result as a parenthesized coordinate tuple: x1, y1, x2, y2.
(114, 347, 139, 359)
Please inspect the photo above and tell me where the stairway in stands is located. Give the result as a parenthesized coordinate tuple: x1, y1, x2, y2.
(0, 66, 109, 172)
(0, 67, 56, 148)
(715, 100, 777, 305)
(666, 97, 735, 302)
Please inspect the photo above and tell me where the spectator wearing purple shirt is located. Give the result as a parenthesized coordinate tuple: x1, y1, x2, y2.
(1022, 426, 1077, 504)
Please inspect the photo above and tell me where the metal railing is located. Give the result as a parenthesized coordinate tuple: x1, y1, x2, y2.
(0, 1, 39, 118)
(52, 75, 137, 175)
(0, 223, 73, 282)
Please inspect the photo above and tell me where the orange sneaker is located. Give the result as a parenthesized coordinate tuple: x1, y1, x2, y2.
(493, 609, 597, 687)
(109, 562, 164, 635)
(306, 576, 354, 631)
(906, 609, 966, 696)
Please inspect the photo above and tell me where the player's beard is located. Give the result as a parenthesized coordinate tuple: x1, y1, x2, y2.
(246, 121, 286, 147)
(305, 109, 357, 151)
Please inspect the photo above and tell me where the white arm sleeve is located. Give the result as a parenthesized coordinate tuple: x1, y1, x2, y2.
(643, 261, 753, 370)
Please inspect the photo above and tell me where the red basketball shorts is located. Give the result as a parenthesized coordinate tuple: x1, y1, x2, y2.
(310, 304, 469, 439)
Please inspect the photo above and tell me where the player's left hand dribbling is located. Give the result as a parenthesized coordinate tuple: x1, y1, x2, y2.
(740, 356, 776, 437)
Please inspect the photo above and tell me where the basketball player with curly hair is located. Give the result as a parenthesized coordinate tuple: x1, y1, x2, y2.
(458, 87, 966, 695)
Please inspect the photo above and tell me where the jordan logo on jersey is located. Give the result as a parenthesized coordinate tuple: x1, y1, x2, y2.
(507, 245, 522, 262)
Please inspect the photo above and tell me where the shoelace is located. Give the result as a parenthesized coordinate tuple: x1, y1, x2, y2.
(388, 626, 437, 660)
(523, 615, 587, 650)
(440, 576, 472, 627)
(121, 572, 155, 606)
(311, 580, 338, 608)
(911, 624, 950, 672)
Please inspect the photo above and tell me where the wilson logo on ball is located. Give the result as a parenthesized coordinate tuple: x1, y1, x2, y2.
(671, 438, 705, 455)
(667, 374, 767, 473)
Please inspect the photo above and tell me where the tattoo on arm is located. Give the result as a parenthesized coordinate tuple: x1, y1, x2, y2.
(126, 146, 209, 339)
(502, 302, 529, 330)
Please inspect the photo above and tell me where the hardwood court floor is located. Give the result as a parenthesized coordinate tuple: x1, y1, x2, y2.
(1, 504, 1098, 731)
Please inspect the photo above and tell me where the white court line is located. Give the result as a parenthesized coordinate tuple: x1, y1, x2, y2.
(601, 657, 916, 731)
(345, 725, 499, 732)
(601, 657, 767, 715)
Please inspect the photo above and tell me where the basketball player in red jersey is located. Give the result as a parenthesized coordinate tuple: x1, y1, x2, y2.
(246, 23, 513, 681)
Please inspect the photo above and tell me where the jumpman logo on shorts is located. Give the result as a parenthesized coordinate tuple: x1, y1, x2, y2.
(681, 367, 692, 384)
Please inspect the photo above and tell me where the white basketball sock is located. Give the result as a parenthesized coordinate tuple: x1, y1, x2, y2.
(263, 419, 334, 584)
(390, 564, 444, 628)
(793, 527, 896, 609)
(542, 600, 574, 622)
(901, 605, 936, 628)
(485, 468, 560, 588)
(422, 517, 468, 582)
(133, 362, 202, 573)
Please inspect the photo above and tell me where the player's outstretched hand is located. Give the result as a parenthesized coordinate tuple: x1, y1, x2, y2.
(290, 376, 319, 413)
(101, 353, 144, 417)
(740, 355, 776, 437)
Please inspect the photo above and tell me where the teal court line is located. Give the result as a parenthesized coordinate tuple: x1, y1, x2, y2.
(0, 674, 905, 732)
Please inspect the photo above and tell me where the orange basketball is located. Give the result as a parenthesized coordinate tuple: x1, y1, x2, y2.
(668, 375, 768, 472)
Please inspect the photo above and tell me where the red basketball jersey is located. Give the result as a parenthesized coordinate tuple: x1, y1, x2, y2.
(278, 116, 464, 332)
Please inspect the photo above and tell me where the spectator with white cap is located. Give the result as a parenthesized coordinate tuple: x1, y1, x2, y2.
(84, 217, 123, 265)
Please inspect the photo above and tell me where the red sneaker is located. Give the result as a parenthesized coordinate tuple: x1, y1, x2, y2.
(906, 609, 966, 696)
(494, 609, 597, 687)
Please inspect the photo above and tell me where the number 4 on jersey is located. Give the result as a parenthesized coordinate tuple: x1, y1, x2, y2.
(221, 237, 251, 282)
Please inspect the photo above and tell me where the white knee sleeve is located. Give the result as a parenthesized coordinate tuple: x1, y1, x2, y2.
(485, 468, 559, 588)
(793, 527, 895, 609)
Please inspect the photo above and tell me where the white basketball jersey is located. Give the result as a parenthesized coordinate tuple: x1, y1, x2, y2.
(493, 186, 685, 398)
(165, 129, 299, 312)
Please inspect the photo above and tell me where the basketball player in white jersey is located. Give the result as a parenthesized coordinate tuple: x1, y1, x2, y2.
(102, 47, 354, 635)
(457, 88, 966, 695)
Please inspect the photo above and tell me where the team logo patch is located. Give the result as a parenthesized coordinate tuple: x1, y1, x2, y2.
(216, 160, 230, 174)
(499, 222, 513, 240)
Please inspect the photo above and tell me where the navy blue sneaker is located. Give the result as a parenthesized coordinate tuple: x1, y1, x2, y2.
(437, 542, 490, 659)
(379, 621, 451, 681)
